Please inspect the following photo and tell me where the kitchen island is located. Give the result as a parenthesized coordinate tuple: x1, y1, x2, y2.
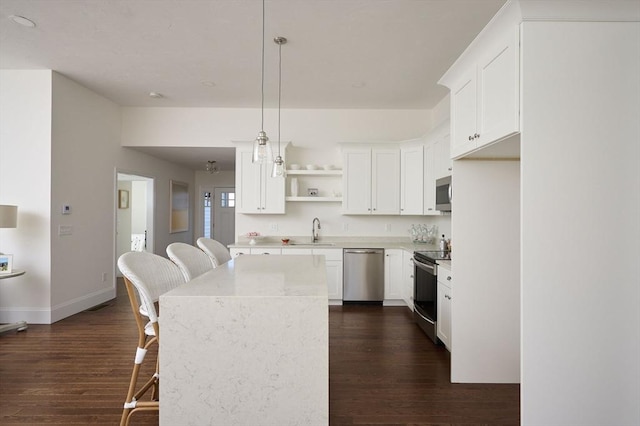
(159, 255, 328, 426)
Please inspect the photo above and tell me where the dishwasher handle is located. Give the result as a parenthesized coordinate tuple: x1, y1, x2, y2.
(344, 249, 383, 254)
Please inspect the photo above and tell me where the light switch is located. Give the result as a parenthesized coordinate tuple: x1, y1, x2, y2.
(58, 225, 73, 236)
(62, 205, 71, 215)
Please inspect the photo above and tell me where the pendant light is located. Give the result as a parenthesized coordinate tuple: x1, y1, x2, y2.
(252, 0, 274, 164)
(271, 36, 287, 178)
(206, 160, 219, 174)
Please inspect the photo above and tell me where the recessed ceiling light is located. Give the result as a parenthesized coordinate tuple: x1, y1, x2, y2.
(9, 15, 36, 28)
(149, 92, 164, 98)
(201, 81, 216, 87)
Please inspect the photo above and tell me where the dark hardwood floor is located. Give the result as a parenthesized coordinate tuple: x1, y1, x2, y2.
(1, 282, 519, 425)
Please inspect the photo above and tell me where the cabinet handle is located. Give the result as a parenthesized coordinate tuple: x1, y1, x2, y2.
(474, 133, 480, 139)
(448, 167, 452, 171)
(427, 208, 433, 211)
(468, 135, 474, 141)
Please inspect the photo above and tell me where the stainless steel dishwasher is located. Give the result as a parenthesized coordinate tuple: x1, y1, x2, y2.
(343, 249, 385, 303)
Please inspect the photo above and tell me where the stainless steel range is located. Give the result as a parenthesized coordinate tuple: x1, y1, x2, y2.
(413, 250, 450, 343)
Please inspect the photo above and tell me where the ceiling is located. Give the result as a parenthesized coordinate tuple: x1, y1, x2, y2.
(0, 0, 506, 170)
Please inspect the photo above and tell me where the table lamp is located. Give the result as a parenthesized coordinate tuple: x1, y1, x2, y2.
(0, 205, 18, 229)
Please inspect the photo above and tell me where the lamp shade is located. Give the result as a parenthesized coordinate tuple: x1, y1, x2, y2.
(0, 205, 18, 228)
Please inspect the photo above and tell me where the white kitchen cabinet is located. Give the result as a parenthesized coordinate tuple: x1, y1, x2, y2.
(342, 146, 400, 215)
(434, 132, 453, 180)
(384, 249, 403, 303)
(400, 145, 424, 215)
(423, 141, 437, 215)
(230, 247, 282, 257)
(402, 250, 414, 310)
(250, 247, 282, 255)
(442, 26, 519, 159)
(314, 249, 343, 303)
(437, 263, 452, 351)
(423, 120, 451, 215)
(235, 146, 286, 214)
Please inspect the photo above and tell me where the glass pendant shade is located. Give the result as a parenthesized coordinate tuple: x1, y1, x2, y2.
(271, 155, 286, 178)
(252, 130, 273, 164)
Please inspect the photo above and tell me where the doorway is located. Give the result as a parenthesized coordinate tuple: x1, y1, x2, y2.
(203, 187, 235, 248)
(116, 173, 154, 275)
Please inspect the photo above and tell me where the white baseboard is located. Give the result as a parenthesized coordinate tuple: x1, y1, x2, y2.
(0, 287, 116, 325)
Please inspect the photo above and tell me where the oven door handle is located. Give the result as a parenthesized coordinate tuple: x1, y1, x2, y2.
(413, 257, 435, 273)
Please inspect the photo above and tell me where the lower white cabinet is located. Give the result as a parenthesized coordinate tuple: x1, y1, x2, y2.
(437, 263, 452, 351)
(310, 248, 343, 302)
(384, 249, 404, 304)
(230, 248, 281, 257)
(402, 250, 414, 310)
(251, 247, 343, 302)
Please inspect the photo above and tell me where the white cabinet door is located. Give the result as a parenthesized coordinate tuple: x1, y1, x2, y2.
(434, 133, 453, 180)
(400, 145, 424, 215)
(372, 148, 400, 215)
(477, 33, 519, 149)
(450, 70, 479, 158)
(236, 150, 263, 213)
(342, 147, 399, 215)
(384, 249, 403, 301)
(324, 260, 343, 301)
(402, 250, 415, 310)
(342, 148, 372, 214)
(447, 30, 519, 159)
(314, 248, 343, 301)
(437, 265, 452, 351)
(250, 248, 282, 255)
(229, 248, 249, 258)
(235, 145, 285, 214)
(261, 164, 286, 214)
(423, 142, 438, 215)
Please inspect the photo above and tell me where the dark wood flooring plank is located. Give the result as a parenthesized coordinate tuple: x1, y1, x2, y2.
(1, 283, 519, 425)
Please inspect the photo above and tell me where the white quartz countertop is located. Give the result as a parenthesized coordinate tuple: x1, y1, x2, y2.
(229, 237, 440, 252)
(161, 254, 328, 299)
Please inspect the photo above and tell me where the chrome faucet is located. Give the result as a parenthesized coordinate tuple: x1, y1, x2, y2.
(312, 217, 321, 242)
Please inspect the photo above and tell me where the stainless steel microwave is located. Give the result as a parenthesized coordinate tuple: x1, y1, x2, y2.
(435, 176, 452, 212)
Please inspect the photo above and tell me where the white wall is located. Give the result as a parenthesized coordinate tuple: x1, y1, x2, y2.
(451, 160, 520, 383)
(521, 21, 640, 425)
(121, 107, 434, 149)
(0, 70, 195, 324)
(122, 105, 452, 241)
(0, 70, 52, 324)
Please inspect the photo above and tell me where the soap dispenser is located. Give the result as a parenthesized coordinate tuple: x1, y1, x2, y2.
(439, 234, 447, 251)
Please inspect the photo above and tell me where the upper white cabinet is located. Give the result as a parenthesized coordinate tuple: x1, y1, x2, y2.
(440, 18, 520, 159)
(400, 145, 424, 215)
(235, 144, 286, 214)
(423, 120, 451, 214)
(342, 146, 400, 215)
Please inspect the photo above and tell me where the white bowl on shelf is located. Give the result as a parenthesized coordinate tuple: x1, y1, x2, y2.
(306, 164, 319, 170)
(289, 164, 301, 170)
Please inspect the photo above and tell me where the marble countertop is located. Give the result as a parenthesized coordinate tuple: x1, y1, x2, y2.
(229, 237, 441, 253)
(161, 254, 328, 299)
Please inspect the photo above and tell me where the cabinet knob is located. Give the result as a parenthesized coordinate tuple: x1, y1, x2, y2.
(427, 208, 433, 211)
(474, 133, 480, 139)
(447, 276, 451, 281)
(468, 135, 474, 141)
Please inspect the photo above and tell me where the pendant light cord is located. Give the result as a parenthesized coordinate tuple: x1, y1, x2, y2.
(260, 0, 265, 132)
(277, 40, 282, 156)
